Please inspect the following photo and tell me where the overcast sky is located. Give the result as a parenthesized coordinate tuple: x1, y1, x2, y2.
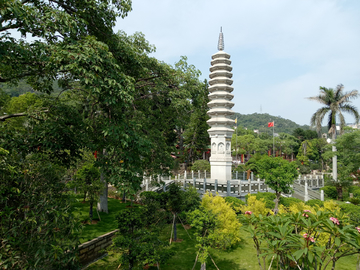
(115, 0, 360, 126)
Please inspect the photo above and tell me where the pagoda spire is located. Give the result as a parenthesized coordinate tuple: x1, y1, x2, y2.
(218, 27, 224, 51)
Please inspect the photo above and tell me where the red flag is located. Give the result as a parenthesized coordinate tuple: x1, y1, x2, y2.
(94, 151, 98, 159)
(268, 122, 274, 127)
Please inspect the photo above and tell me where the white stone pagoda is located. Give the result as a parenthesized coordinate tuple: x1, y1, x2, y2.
(207, 29, 235, 183)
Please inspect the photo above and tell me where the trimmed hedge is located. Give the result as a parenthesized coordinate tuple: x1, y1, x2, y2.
(321, 186, 338, 200)
(305, 199, 324, 208)
(245, 192, 276, 210)
(279, 197, 302, 207)
(225, 196, 245, 214)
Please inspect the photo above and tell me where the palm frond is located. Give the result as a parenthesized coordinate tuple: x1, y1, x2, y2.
(310, 107, 329, 135)
(337, 90, 359, 104)
(340, 104, 360, 123)
(306, 95, 328, 105)
(334, 84, 344, 101)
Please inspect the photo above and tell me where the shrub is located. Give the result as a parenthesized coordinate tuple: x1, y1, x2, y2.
(279, 197, 302, 207)
(278, 201, 317, 215)
(349, 185, 360, 198)
(225, 196, 245, 214)
(182, 186, 201, 212)
(340, 203, 360, 225)
(201, 193, 241, 248)
(305, 199, 324, 208)
(190, 160, 210, 172)
(321, 186, 338, 200)
(240, 195, 272, 216)
(299, 165, 311, 174)
(349, 198, 360, 205)
(140, 191, 160, 205)
(245, 192, 275, 210)
(323, 200, 340, 211)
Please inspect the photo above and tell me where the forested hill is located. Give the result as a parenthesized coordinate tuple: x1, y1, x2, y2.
(233, 113, 311, 134)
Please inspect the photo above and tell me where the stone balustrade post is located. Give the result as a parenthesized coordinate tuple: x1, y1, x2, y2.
(193, 177, 196, 189)
(258, 178, 261, 192)
(248, 178, 251, 194)
(321, 190, 324, 201)
(215, 179, 218, 193)
(203, 178, 206, 192)
(304, 182, 309, 202)
(227, 180, 230, 196)
(146, 179, 148, 191)
(316, 175, 319, 187)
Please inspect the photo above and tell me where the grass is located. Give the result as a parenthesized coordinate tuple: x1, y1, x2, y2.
(72, 195, 131, 243)
(73, 197, 359, 269)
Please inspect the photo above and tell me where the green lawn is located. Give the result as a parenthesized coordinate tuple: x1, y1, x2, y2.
(73, 197, 358, 269)
(72, 196, 129, 243)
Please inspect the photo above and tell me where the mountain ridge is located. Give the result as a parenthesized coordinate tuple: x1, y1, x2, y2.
(232, 112, 312, 134)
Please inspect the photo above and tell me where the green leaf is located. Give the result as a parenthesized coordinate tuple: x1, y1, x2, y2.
(335, 237, 341, 246)
(293, 249, 304, 260)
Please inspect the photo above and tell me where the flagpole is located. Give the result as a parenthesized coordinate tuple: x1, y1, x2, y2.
(273, 121, 275, 157)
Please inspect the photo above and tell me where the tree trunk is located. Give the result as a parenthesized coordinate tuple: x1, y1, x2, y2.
(89, 201, 93, 220)
(128, 248, 133, 270)
(336, 185, 343, 201)
(97, 172, 108, 213)
(274, 192, 280, 214)
(332, 127, 337, 182)
(173, 213, 177, 241)
(200, 262, 206, 270)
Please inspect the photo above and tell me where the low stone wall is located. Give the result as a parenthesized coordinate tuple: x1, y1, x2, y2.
(78, 229, 119, 266)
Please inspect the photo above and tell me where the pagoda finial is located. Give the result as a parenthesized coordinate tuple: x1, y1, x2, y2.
(218, 27, 224, 51)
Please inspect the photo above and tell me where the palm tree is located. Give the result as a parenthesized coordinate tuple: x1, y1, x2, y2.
(307, 84, 359, 199)
(308, 84, 359, 139)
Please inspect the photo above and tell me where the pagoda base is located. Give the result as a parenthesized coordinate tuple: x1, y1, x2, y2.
(209, 158, 232, 183)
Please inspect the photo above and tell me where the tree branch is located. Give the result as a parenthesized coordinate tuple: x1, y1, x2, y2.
(0, 110, 49, 121)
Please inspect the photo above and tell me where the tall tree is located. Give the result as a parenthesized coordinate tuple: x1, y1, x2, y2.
(255, 156, 298, 214)
(307, 84, 359, 184)
(183, 81, 210, 164)
(307, 84, 359, 138)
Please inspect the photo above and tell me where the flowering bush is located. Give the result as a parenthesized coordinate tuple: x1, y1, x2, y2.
(239, 209, 360, 270)
(240, 195, 273, 216)
(330, 217, 340, 225)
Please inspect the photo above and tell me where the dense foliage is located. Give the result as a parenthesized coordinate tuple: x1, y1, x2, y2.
(240, 209, 360, 270)
(0, 149, 81, 269)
